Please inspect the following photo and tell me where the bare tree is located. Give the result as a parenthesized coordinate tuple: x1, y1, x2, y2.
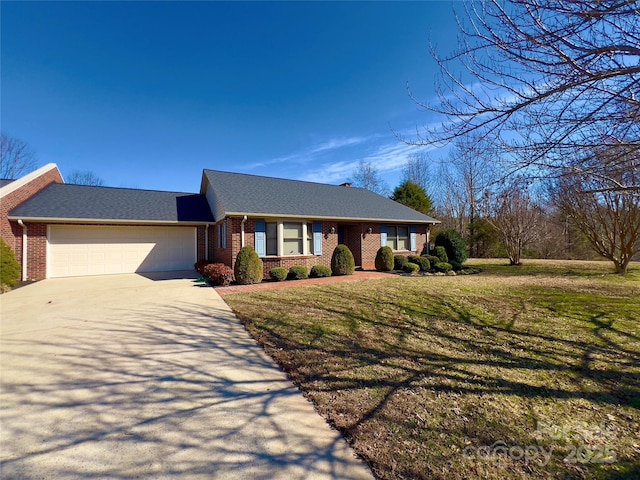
(67, 170, 105, 186)
(404, 0, 640, 194)
(551, 145, 640, 274)
(350, 160, 389, 196)
(402, 152, 433, 195)
(436, 134, 497, 256)
(490, 179, 542, 265)
(0, 134, 37, 179)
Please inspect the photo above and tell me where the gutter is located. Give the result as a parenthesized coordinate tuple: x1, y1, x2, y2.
(6, 216, 214, 226)
(222, 212, 441, 224)
(17, 220, 27, 281)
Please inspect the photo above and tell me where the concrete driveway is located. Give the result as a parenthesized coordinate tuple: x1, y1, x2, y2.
(0, 273, 372, 479)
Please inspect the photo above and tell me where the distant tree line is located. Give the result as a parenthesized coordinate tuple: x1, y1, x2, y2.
(375, 0, 639, 275)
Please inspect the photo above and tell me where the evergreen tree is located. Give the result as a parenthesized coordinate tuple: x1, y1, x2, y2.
(391, 181, 433, 215)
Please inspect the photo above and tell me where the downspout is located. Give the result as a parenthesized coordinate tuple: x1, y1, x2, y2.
(17, 220, 27, 281)
(240, 215, 248, 248)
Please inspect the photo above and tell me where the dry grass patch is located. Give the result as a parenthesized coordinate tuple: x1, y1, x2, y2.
(225, 260, 640, 480)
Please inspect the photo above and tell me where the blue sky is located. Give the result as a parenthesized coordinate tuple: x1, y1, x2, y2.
(2, 1, 459, 193)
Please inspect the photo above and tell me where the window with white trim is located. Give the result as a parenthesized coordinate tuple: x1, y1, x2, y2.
(387, 225, 409, 251)
(217, 222, 227, 248)
(266, 222, 278, 256)
(283, 222, 303, 255)
(307, 223, 314, 255)
(256, 220, 320, 257)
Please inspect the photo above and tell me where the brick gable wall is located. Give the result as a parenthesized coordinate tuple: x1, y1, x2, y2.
(1, 167, 63, 279)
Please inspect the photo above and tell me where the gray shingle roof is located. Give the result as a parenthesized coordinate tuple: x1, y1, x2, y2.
(202, 170, 439, 224)
(0, 179, 15, 188)
(9, 183, 214, 223)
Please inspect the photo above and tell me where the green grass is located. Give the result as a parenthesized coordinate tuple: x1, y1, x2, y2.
(225, 259, 640, 480)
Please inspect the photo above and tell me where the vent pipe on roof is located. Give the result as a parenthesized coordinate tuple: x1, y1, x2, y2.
(340, 182, 352, 187)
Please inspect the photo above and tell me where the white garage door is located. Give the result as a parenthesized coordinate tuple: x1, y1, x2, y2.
(49, 225, 196, 278)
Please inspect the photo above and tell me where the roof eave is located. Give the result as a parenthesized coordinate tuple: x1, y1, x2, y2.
(7, 216, 214, 225)
(221, 211, 440, 224)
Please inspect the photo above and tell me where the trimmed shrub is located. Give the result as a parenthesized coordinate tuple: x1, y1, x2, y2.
(287, 266, 309, 280)
(423, 254, 441, 268)
(402, 262, 420, 274)
(203, 263, 235, 286)
(449, 260, 464, 272)
(434, 246, 449, 263)
(234, 246, 264, 285)
(394, 255, 409, 270)
(0, 238, 20, 288)
(310, 265, 332, 278)
(331, 244, 355, 276)
(194, 259, 209, 275)
(434, 261, 453, 273)
(457, 266, 482, 275)
(375, 246, 394, 271)
(408, 255, 430, 272)
(435, 229, 469, 265)
(269, 267, 288, 282)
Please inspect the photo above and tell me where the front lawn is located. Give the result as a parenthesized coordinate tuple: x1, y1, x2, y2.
(225, 259, 640, 480)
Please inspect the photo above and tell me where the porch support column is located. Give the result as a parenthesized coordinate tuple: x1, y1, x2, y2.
(18, 219, 27, 281)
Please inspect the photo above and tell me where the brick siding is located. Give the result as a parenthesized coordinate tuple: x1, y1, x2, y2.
(210, 217, 429, 275)
(1, 167, 63, 280)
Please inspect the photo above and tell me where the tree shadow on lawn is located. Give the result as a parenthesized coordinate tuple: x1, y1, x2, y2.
(228, 282, 640, 480)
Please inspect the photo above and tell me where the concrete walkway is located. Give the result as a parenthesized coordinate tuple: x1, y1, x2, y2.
(0, 272, 373, 479)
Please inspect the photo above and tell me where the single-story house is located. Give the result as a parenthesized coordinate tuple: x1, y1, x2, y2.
(2, 165, 439, 281)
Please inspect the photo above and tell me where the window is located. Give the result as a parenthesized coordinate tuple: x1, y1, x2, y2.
(266, 222, 277, 256)
(217, 222, 227, 248)
(256, 220, 321, 257)
(283, 222, 303, 255)
(307, 223, 314, 255)
(387, 225, 409, 251)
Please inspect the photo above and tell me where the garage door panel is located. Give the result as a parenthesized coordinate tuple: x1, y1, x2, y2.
(49, 226, 196, 278)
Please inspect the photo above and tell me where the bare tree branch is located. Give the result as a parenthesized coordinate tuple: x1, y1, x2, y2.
(350, 160, 390, 196)
(550, 144, 640, 273)
(0, 134, 37, 180)
(404, 0, 640, 193)
(67, 170, 105, 186)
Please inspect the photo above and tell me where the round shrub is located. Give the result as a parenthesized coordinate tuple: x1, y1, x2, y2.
(375, 246, 394, 271)
(310, 265, 332, 278)
(435, 229, 469, 265)
(402, 262, 420, 274)
(408, 255, 430, 272)
(194, 259, 209, 275)
(0, 238, 20, 287)
(269, 267, 288, 282)
(331, 244, 355, 276)
(203, 263, 235, 286)
(287, 266, 309, 280)
(434, 261, 453, 273)
(434, 246, 449, 263)
(394, 255, 408, 270)
(234, 246, 264, 285)
(423, 254, 441, 268)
